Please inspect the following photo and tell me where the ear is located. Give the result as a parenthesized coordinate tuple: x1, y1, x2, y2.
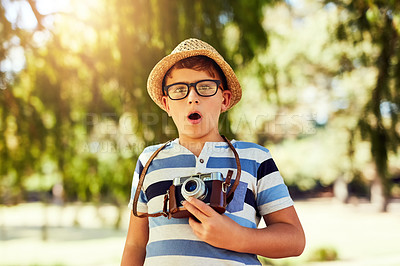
(162, 96, 171, 116)
(221, 90, 232, 112)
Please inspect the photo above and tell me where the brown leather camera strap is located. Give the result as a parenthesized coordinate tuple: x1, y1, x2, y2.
(133, 141, 171, 218)
(221, 135, 241, 204)
(132, 136, 241, 218)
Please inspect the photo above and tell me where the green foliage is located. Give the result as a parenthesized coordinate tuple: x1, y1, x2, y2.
(0, 0, 272, 204)
(324, 0, 400, 210)
(0, 0, 399, 206)
(228, 1, 399, 205)
(309, 246, 339, 262)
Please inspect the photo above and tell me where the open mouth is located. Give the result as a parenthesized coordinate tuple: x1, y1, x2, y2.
(188, 112, 202, 121)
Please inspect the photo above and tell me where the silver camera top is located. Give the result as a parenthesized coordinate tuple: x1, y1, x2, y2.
(173, 172, 223, 186)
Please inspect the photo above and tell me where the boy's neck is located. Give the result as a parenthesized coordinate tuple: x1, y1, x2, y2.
(178, 134, 224, 157)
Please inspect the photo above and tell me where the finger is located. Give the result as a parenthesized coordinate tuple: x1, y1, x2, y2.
(188, 216, 201, 227)
(187, 216, 205, 238)
(182, 200, 208, 222)
(186, 197, 216, 217)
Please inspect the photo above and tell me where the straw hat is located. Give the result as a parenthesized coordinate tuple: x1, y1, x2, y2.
(147, 38, 242, 111)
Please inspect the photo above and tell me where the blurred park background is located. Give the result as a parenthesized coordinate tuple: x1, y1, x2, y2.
(1, 0, 400, 265)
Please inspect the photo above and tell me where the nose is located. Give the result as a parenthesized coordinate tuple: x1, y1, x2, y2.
(187, 86, 200, 104)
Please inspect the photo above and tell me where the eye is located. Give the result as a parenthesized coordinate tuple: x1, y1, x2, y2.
(197, 85, 211, 91)
(197, 81, 217, 94)
(170, 85, 187, 94)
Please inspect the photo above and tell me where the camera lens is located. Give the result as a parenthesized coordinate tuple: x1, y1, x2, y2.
(181, 177, 207, 201)
(185, 180, 197, 192)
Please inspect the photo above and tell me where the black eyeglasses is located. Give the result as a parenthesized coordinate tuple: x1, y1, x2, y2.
(163, 79, 222, 100)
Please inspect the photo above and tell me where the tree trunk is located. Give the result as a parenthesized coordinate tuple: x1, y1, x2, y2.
(370, 177, 389, 212)
(334, 176, 349, 203)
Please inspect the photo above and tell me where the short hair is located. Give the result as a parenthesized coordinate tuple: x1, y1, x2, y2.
(162, 55, 228, 92)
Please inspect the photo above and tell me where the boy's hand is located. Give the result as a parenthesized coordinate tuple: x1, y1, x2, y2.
(182, 197, 306, 257)
(182, 197, 242, 250)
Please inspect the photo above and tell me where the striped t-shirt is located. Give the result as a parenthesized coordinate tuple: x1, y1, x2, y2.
(128, 139, 293, 265)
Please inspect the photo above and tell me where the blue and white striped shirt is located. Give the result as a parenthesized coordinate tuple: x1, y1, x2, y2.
(129, 139, 293, 265)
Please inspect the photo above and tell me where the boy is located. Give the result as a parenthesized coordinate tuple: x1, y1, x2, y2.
(121, 38, 305, 265)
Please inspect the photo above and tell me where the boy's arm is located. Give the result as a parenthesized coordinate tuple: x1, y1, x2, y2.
(182, 198, 305, 258)
(121, 212, 149, 266)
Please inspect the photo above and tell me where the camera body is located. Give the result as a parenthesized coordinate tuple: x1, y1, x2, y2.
(169, 172, 227, 218)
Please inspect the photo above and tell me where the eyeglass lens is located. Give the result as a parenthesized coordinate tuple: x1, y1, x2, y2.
(166, 80, 220, 100)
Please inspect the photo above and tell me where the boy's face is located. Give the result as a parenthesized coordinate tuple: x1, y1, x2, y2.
(162, 68, 232, 142)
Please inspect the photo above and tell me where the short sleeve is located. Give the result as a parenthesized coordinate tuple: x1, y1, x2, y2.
(256, 154, 293, 216)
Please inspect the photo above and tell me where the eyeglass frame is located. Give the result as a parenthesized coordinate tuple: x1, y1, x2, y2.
(163, 79, 222, 100)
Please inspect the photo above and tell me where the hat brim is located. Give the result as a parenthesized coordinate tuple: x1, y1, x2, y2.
(147, 49, 241, 112)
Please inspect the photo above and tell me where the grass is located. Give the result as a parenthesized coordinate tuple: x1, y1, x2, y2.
(1, 198, 400, 265)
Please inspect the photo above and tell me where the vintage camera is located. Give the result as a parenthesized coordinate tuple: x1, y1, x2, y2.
(168, 172, 227, 218)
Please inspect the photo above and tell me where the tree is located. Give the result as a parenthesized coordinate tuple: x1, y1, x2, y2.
(327, 0, 400, 211)
(0, 0, 272, 206)
(229, 1, 399, 209)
